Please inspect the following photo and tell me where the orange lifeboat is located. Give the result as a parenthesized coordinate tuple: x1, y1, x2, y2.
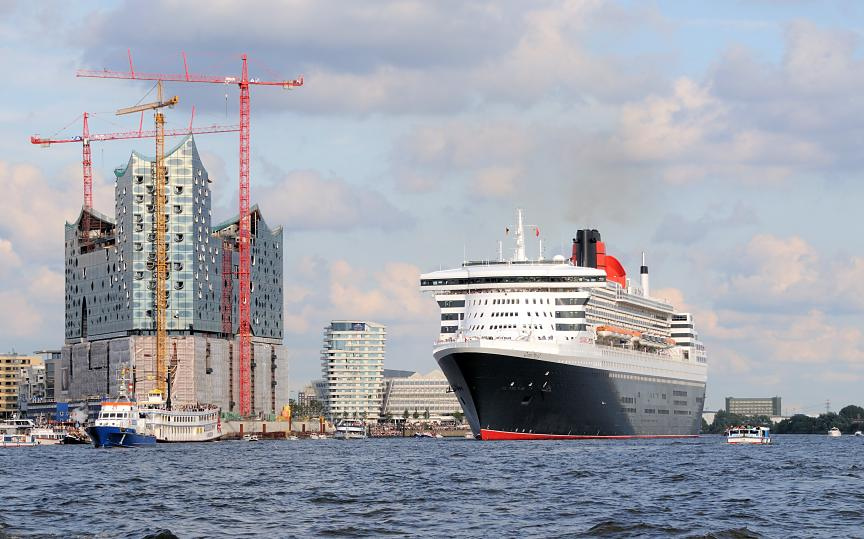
(595, 325, 641, 339)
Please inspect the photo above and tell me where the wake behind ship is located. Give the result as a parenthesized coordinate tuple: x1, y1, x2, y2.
(420, 210, 707, 440)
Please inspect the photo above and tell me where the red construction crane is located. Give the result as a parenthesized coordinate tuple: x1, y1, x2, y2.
(78, 51, 303, 417)
(31, 112, 240, 211)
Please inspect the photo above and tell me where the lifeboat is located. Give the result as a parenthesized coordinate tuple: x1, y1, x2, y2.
(638, 334, 674, 348)
(595, 325, 641, 339)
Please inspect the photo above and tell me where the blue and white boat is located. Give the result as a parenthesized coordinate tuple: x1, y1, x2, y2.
(85, 399, 156, 448)
(85, 368, 156, 448)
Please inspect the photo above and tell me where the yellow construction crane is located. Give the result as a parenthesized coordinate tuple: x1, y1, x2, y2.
(117, 81, 178, 396)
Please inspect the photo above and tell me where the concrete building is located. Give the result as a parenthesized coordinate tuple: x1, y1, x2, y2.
(35, 350, 63, 402)
(61, 136, 288, 415)
(321, 321, 386, 421)
(0, 353, 41, 418)
(381, 369, 461, 420)
(725, 397, 782, 417)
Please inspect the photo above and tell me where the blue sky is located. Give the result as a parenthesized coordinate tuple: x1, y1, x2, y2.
(2, 1, 863, 414)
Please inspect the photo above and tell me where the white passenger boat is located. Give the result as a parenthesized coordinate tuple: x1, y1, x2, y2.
(828, 427, 842, 437)
(334, 420, 367, 439)
(0, 417, 39, 447)
(30, 427, 66, 445)
(138, 390, 222, 443)
(0, 417, 35, 434)
(726, 426, 771, 445)
(1, 433, 38, 447)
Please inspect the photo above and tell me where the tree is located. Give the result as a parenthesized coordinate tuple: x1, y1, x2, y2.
(839, 405, 864, 421)
(423, 408, 430, 420)
(412, 409, 420, 420)
(403, 409, 409, 420)
(452, 410, 465, 424)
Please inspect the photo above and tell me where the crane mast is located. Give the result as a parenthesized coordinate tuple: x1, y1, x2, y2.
(116, 81, 178, 396)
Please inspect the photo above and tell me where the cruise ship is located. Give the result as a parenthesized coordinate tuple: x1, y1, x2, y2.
(420, 210, 707, 440)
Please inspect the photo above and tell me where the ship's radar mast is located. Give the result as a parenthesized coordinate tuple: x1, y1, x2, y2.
(514, 208, 526, 262)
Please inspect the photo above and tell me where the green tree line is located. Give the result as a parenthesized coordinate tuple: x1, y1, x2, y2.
(702, 404, 864, 434)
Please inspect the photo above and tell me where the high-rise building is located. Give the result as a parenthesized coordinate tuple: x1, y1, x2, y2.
(725, 397, 782, 417)
(0, 353, 41, 418)
(321, 321, 386, 421)
(61, 136, 288, 415)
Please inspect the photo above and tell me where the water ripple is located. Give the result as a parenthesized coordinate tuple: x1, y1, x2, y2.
(1, 436, 863, 537)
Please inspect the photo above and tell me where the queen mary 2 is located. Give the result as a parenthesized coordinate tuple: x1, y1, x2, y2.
(420, 210, 707, 440)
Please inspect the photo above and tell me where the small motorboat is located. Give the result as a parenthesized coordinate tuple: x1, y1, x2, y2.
(828, 427, 842, 437)
(725, 426, 771, 445)
(854, 431, 863, 437)
(242, 434, 259, 442)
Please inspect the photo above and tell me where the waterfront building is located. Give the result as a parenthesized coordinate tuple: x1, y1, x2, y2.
(0, 353, 41, 418)
(17, 361, 46, 415)
(321, 321, 386, 421)
(61, 136, 288, 415)
(34, 350, 63, 402)
(297, 383, 319, 407)
(725, 397, 782, 417)
(381, 369, 461, 420)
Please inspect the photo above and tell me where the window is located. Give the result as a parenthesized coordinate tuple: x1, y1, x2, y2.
(174, 205, 182, 214)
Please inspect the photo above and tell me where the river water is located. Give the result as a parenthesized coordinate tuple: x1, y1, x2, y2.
(1, 435, 862, 538)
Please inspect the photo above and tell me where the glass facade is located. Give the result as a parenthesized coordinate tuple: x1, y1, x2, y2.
(64, 136, 283, 341)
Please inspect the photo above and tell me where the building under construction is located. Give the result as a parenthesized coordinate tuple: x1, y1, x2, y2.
(61, 135, 288, 415)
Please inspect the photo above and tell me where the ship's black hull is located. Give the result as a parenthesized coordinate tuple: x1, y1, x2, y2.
(437, 350, 705, 440)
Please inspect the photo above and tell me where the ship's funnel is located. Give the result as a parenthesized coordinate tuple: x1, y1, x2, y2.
(640, 252, 650, 297)
(572, 229, 601, 268)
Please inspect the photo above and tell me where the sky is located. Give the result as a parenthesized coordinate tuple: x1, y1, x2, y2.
(2, 0, 864, 415)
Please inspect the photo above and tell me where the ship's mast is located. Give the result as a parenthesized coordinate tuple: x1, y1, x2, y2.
(514, 208, 526, 262)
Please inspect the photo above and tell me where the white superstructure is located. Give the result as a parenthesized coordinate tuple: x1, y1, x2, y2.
(421, 211, 707, 375)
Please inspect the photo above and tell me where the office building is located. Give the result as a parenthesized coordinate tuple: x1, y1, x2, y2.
(725, 397, 782, 417)
(381, 369, 461, 419)
(0, 353, 41, 418)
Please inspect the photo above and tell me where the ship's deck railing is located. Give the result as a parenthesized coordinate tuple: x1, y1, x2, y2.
(434, 336, 703, 367)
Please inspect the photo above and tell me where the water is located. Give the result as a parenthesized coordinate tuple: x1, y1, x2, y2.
(1, 435, 862, 538)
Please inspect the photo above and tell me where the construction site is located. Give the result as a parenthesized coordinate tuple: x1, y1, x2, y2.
(35, 53, 303, 417)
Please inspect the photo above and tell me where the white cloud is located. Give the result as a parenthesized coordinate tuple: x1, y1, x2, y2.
(0, 160, 113, 261)
(256, 168, 412, 232)
(0, 290, 43, 339)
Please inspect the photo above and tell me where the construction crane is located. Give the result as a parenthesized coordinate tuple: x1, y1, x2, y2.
(30, 111, 239, 222)
(78, 51, 303, 417)
(115, 80, 178, 398)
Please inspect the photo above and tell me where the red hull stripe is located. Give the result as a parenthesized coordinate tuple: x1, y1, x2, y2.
(480, 429, 700, 441)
